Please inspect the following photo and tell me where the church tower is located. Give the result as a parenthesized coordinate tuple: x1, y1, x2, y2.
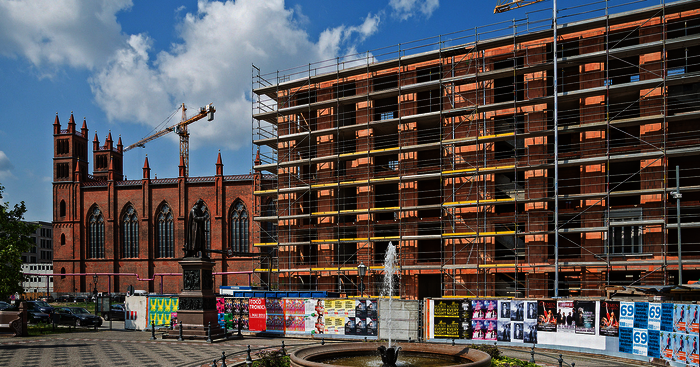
(92, 132, 124, 181)
(53, 112, 89, 183)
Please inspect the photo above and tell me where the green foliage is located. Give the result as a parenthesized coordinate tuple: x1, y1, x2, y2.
(491, 356, 539, 367)
(252, 349, 290, 367)
(0, 184, 37, 301)
(469, 344, 502, 360)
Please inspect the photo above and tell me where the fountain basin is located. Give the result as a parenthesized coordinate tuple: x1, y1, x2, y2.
(290, 342, 491, 367)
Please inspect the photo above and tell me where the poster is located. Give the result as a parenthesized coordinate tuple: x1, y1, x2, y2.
(537, 300, 557, 332)
(674, 304, 687, 333)
(248, 298, 266, 332)
(619, 327, 632, 354)
(574, 300, 596, 335)
(557, 301, 575, 333)
(312, 299, 325, 335)
(689, 334, 699, 365)
(632, 327, 648, 356)
(673, 333, 687, 364)
(497, 300, 511, 342)
(619, 302, 635, 329)
(661, 303, 674, 332)
(433, 300, 463, 339)
(523, 320, 538, 343)
(461, 300, 473, 339)
(223, 297, 249, 331)
(660, 331, 674, 361)
(600, 300, 620, 337)
(687, 304, 700, 334)
(511, 300, 524, 322)
(647, 330, 660, 358)
(648, 303, 662, 331)
(472, 319, 497, 340)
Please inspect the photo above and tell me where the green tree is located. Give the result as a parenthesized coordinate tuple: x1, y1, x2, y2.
(0, 184, 37, 300)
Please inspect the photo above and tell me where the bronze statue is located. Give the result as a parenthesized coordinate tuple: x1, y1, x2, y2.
(184, 199, 208, 258)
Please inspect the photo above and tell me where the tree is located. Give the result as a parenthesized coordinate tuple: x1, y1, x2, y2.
(0, 184, 37, 301)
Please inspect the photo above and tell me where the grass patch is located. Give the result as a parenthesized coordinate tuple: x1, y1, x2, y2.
(27, 322, 98, 336)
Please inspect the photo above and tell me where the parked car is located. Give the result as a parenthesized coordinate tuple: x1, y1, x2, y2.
(0, 301, 10, 310)
(27, 300, 55, 315)
(53, 307, 103, 327)
(41, 295, 55, 303)
(74, 295, 89, 303)
(56, 295, 73, 303)
(101, 304, 125, 321)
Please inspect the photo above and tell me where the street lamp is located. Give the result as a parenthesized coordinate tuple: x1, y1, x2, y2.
(93, 274, 98, 315)
(357, 262, 367, 298)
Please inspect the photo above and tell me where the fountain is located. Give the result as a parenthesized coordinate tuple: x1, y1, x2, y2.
(289, 241, 491, 367)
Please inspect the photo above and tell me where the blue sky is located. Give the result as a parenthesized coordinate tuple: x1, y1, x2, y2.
(0, 0, 656, 221)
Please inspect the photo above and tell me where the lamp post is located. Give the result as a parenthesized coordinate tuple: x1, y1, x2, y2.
(93, 274, 98, 315)
(357, 262, 367, 298)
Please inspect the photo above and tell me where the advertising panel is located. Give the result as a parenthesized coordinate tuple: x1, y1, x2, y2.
(248, 298, 266, 332)
(537, 300, 557, 332)
(557, 301, 575, 333)
(574, 300, 596, 335)
(600, 300, 620, 337)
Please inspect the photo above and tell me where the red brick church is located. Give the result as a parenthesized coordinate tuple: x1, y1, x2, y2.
(52, 112, 274, 295)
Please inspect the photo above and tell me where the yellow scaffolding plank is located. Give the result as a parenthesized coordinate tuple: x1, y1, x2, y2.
(479, 263, 517, 268)
(443, 198, 515, 206)
(442, 165, 515, 175)
(443, 231, 516, 237)
(253, 242, 278, 247)
(311, 183, 339, 188)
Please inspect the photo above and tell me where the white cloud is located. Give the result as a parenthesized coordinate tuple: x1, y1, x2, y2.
(389, 0, 439, 20)
(90, 0, 380, 153)
(0, 150, 15, 180)
(0, 0, 132, 71)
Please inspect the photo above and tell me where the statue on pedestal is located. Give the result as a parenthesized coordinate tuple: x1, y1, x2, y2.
(184, 199, 207, 258)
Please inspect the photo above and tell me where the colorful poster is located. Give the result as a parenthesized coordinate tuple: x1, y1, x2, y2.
(600, 300, 620, 337)
(660, 331, 674, 361)
(673, 333, 688, 364)
(648, 302, 662, 331)
(312, 299, 325, 335)
(557, 301, 575, 333)
(472, 319, 497, 340)
(687, 304, 699, 334)
(510, 300, 524, 322)
(689, 334, 699, 365)
(537, 300, 557, 332)
(619, 302, 635, 329)
(674, 304, 687, 333)
(248, 298, 266, 332)
(574, 300, 596, 335)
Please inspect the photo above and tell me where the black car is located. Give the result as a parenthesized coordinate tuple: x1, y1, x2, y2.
(53, 307, 103, 327)
(0, 301, 10, 310)
(74, 295, 89, 303)
(56, 295, 73, 303)
(2, 302, 50, 324)
(102, 304, 125, 321)
(27, 300, 55, 315)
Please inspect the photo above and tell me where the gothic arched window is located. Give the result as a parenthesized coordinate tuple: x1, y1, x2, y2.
(60, 200, 66, 217)
(88, 206, 104, 259)
(122, 205, 138, 258)
(156, 204, 174, 258)
(230, 200, 249, 253)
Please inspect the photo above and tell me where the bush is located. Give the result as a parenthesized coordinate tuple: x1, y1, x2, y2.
(252, 348, 290, 367)
(469, 344, 502, 360)
(491, 356, 539, 367)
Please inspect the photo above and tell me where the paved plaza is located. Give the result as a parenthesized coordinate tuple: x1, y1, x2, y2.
(0, 323, 652, 367)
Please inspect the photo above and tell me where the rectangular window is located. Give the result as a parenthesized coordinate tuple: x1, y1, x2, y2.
(608, 209, 643, 254)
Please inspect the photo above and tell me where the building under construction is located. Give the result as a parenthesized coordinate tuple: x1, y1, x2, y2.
(252, 0, 700, 299)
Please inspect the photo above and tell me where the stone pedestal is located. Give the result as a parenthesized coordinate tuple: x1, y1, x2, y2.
(163, 258, 226, 341)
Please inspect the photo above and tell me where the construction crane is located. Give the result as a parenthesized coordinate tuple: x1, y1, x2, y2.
(124, 103, 215, 176)
(494, 0, 546, 13)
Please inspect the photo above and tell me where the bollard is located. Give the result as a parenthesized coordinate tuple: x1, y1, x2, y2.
(530, 344, 535, 363)
(220, 351, 227, 367)
(558, 354, 563, 367)
(321, 338, 325, 345)
(151, 321, 156, 340)
(237, 315, 243, 337)
(207, 321, 212, 343)
(171, 318, 174, 330)
(571, 363, 575, 367)
(178, 321, 184, 341)
(245, 345, 253, 366)
(452, 338, 455, 346)
(212, 359, 218, 367)
(281, 340, 286, 356)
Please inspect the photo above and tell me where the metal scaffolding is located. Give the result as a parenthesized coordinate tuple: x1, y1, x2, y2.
(251, 0, 700, 299)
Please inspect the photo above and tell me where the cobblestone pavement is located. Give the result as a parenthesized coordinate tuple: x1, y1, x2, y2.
(0, 325, 652, 367)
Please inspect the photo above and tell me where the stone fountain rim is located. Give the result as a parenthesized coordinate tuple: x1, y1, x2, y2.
(289, 341, 492, 367)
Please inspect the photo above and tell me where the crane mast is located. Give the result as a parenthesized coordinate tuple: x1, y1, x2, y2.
(124, 103, 215, 176)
